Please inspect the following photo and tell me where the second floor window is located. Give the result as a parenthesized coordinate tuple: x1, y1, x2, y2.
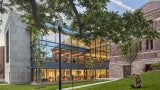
(139, 41, 142, 51)
(148, 20, 153, 30)
(150, 40, 153, 49)
(146, 39, 153, 50)
(6, 30, 9, 63)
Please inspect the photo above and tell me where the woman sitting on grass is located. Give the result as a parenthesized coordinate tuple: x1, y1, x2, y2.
(131, 74, 142, 88)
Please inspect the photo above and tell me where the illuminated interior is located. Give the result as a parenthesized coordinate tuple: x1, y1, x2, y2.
(31, 31, 110, 82)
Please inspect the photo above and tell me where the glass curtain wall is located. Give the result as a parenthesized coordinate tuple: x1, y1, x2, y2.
(31, 31, 110, 82)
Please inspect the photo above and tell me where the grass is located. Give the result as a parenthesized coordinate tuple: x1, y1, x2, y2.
(76, 70, 160, 90)
(0, 71, 160, 90)
(151, 62, 160, 70)
(0, 80, 106, 90)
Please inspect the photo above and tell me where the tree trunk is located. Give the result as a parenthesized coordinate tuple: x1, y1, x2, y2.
(129, 47, 132, 76)
(38, 68, 42, 88)
(129, 62, 132, 76)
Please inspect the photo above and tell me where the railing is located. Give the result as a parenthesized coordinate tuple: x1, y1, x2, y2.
(31, 61, 109, 69)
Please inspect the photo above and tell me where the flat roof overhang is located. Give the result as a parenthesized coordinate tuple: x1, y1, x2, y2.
(31, 61, 109, 69)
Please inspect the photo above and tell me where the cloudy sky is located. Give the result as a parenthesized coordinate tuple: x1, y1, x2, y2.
(108, 0, 149, 13)
(0, 0, 149, 46)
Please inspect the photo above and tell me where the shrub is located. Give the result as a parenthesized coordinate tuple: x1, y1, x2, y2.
(151, 62, 160, 70)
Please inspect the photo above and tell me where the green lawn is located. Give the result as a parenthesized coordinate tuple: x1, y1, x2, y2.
(76, 71, 160, 90)
(0, 80, 105, 90)
(0, 71, 159, 90)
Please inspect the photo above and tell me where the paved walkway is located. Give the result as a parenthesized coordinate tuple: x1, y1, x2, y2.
(61, 78, 120, 90)
(0, 84, 7, 85)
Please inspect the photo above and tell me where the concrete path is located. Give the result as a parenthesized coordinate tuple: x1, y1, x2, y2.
(61, 78, 120, 90)
(0, 84, 7, 85)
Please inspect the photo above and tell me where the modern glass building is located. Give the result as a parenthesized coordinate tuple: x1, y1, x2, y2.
(4, 12, 110, 84)
(31, 30, 110, 82)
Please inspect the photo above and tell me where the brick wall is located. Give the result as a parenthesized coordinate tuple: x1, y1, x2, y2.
(109, 1, 160, 78)
(0, 46, 4, 78)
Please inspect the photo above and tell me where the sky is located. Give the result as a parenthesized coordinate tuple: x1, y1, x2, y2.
(0, 0, 150, 46)
(108, 0, 149, 14)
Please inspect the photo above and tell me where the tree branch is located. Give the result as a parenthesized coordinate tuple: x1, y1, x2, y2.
(28, 0, 48, 34)
(68, 0, 82, 35)
(29, 0, 41, 26)
(17, 0, 31, 13)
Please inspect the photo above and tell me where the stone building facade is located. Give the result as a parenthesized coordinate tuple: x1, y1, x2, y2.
(0, 46, 4, 78)
(109, 1, 160, 78)
(4, 12, 31, 84)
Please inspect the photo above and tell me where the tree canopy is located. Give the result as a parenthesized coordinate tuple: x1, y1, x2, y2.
(3, 0, 160, 44)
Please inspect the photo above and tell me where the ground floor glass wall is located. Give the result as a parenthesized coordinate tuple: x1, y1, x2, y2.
(32, 68, 108, 82)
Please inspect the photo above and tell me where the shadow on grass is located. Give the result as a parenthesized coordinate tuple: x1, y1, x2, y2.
(34, 86, 45, 89)
(0, 81, 6, 84)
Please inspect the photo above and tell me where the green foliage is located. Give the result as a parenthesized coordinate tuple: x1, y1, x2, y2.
(119, 10, 160, 64)
(85, 56, 101, 79)
(85, 56, 100, 69)
(4, 0, 160, 46)
(3, 1, 160, 73)
(0, 0, 7, 14)
(72, 9, 160, 45)
(119, 10, 160, 71)
(76, 71, 160, 90)
(120, 10, 160, 42)
(121, 39, 140, 63)
(71, 10, 121, 42)
(121, 39, 141, 76)
(120, 39, 141, 76)
(151, 62, 160, 70)
(0, 6, 6, 14)
(78, 0, 109, 10)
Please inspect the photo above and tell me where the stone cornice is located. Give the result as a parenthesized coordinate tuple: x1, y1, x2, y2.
(144, 8, 160, 18)
(111, 49, 160, 58)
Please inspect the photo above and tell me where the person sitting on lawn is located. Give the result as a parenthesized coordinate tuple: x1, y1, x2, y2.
(131, 74, 142, 88)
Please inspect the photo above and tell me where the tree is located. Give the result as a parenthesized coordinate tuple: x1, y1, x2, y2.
(85, 56, 100, 79)
(119, 10, 160, 76)
(4, 0, 160, 81)
(4, 0, 109, 34)
(31, 31, 46, 88)
(121, 39, 141, 76)
(0, 0, 6, 14)
(36, 46, 45, 88)
(120, 10, 160, 42)
(4, 1, 160, 44)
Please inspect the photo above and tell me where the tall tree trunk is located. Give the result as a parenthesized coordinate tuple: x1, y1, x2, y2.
(129, 48, 132, 76)
(130, 61, 132, 76)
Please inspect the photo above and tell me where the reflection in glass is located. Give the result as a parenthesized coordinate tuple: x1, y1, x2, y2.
(31, 31, 110, 82)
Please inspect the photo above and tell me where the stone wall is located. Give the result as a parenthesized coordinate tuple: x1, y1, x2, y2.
(4, 12, 31, 84)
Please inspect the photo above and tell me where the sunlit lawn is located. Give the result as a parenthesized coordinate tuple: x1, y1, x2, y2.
(0, 80, 106, 90)
(1, 71, 159, 90)
(76, 71, 160, 90)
